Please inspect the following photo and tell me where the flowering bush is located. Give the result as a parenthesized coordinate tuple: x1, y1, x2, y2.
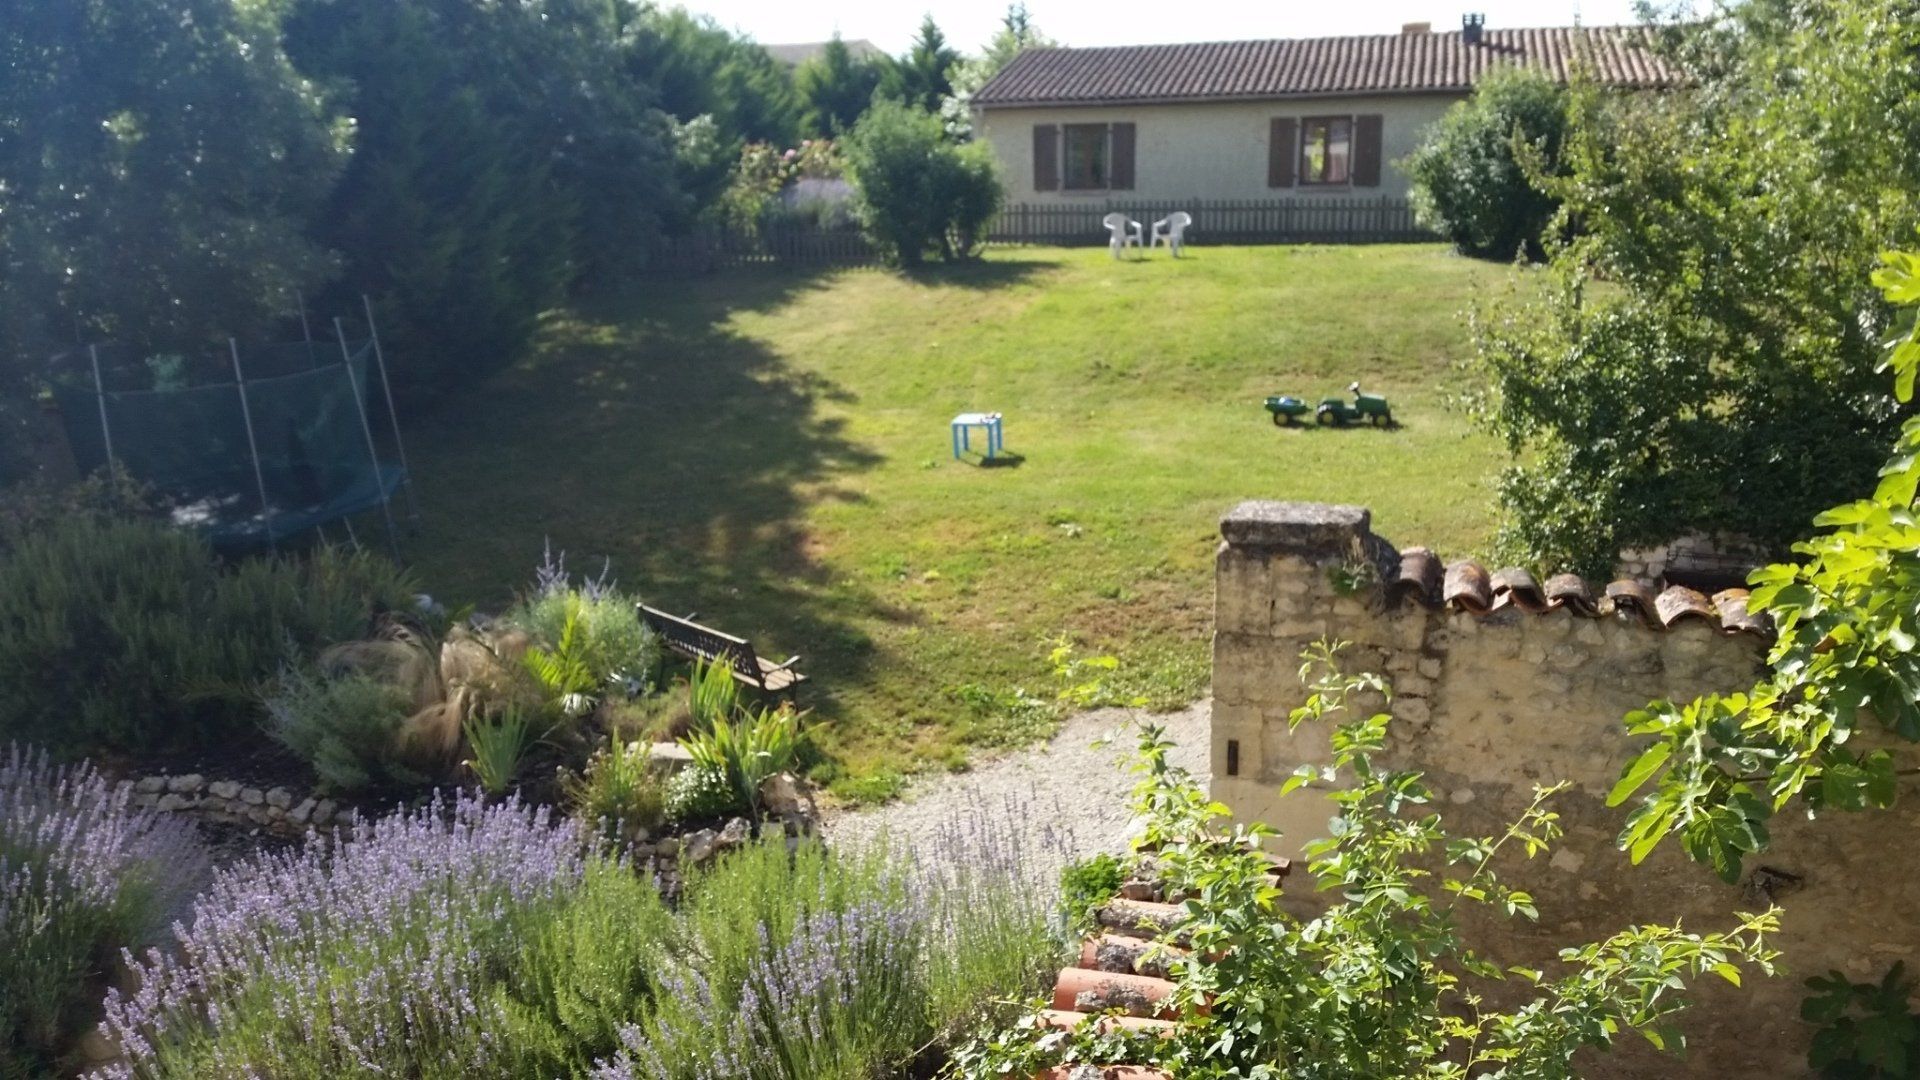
(96, 792, 592, 1078)
(511, 544, 659, 704)
(1, 747, 207, 1076)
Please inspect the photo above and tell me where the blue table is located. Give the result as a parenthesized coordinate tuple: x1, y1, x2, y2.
(950, 411, 1004, 460)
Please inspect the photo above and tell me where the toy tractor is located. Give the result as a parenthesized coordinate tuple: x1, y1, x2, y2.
(1263, 394, 1312, 426)
(1316, 382, 1394, 427)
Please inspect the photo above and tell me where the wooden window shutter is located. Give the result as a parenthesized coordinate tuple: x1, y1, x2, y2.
(1033, 124, 1059, 191)
(1108, 122, 1136, 190)
(1267, 117, 1297, 187)
(1352, 114, 1384, 187)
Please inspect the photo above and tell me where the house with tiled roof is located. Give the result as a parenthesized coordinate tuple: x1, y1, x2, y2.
(971, 16, 1677, 209)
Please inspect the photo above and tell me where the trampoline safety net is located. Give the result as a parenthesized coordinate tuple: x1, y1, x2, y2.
(53, 338, 407, 547)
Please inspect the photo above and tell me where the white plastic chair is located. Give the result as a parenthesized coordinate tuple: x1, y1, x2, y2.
(1103, 212, 1143, 259)
(1151, 211, 1192, 256)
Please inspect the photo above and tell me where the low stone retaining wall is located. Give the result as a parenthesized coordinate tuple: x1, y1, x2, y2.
(131, 773, 352, 838)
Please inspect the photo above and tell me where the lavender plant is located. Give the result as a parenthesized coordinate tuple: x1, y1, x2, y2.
(95, 792, 592, 1079)
(0, 746, 208, 1076)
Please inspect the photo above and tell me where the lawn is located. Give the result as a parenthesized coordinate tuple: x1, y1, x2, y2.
(403, 243, 1516, 798)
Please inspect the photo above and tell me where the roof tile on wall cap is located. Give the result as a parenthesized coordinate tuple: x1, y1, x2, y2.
(1490, 567, 1548, 612)
(1443, 560, 1494, 613)
(1386, 549, 1769, 637)
(1392, 546, 1443, 606)
(1655, 585, 1717, 628)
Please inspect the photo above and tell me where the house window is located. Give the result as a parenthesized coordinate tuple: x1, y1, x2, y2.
(1063, 124, 1109, 190)
(1299, 116, 1353, 185)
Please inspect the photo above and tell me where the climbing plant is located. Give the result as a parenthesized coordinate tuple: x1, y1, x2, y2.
(1606, 249, 1920, 884)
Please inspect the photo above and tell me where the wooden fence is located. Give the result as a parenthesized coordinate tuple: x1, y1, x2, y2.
(989, 197, 1432, 246)
(646, 196, 1432, 273)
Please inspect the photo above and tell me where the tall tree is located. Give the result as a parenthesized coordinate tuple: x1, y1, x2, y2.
(286, 0, 674, 396)
(942, 3, 1056, 138)
(886, 16, 960, 114)
(0, 0, 343, 357)
(1468, 0, 1920, 575)
(796, 35, 888, 136)
(622, 7, 801, 148)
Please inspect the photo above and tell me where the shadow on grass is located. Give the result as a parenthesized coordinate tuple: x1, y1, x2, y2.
(900, 255, 1056, 290)
(403, 265, 899, 728)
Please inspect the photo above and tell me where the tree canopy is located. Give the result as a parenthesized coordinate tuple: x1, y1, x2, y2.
(795, 35, 890, 137)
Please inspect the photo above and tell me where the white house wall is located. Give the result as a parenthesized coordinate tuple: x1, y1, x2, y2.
(977, 94, 1463, 204)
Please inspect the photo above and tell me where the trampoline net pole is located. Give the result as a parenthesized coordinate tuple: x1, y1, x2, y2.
(229, 338, 279, 550)
(335, 317, 401, 556)
(86, 344, 117, 469)
(297, 289, 317, 368)
(361, 294, 420, 524)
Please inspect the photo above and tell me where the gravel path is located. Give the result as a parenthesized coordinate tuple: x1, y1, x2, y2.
(822, 701, 1210, 874)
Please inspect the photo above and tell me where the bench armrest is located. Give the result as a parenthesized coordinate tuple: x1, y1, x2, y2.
(769, 655, 802, 672)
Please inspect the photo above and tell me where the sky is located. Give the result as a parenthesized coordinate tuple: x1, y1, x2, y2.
(678, 0, 1675, 55)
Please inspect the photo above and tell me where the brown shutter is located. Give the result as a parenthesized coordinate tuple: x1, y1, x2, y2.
(1108, 122, 1136, 190)
(1033, 124, 1058, 192)
(1267, 117, 1297, 187)
(1352, 114, 1384, 187)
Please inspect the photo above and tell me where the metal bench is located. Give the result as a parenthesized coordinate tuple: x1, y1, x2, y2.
(638, 604, 807, 698)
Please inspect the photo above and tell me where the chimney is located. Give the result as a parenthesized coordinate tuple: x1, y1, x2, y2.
(1401, 20, 1432, 34)
(1462, 12, 1485, 44)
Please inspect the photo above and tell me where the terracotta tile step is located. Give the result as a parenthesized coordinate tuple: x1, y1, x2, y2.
(1037, 1009, 1177, 1036)
(1036, 1067, 1173, 1080)
(1080, 933, 1186, 978)
(1051, 967, 1182, 1019)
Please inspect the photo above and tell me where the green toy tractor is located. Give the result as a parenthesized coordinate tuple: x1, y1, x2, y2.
(1263, 394, 1312, 425)
(1316, 382, 1394, 427)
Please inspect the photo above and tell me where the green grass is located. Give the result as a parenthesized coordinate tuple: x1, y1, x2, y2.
(403, 244, 1513, 795)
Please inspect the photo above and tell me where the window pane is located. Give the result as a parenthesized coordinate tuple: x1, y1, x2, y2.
(1325, 118, 1352, 184)
(1064, 125, 1107, 190)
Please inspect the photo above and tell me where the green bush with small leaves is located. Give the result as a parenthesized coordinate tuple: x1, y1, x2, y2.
(665, 762, 747, 823)
(1406, 65, 1568, 260)
(263, 669, 422, 793)
(0, 516, 414, 754)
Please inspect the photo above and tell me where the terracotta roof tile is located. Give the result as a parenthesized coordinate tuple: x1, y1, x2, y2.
(975, 25, 1679, 108)
(1383, 551, 1769, 637)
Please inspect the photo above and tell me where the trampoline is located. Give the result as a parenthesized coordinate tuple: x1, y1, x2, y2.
(52, 305, 417, 551)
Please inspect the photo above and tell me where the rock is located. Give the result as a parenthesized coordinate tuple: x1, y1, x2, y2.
(266, 804, 287, 821)
(247, 807, 272, 826)
(208, 780, 241, 800)
(266, 787, 293, 809)
(312, 799, 336, 826)
(166, 774, 204, 794)
(240, 787, 265, 806)
(717, 816, 752, 849)
(156, 793, 193, 813)
(647, 742, 695, 773)
(654, 836, 680, 859)
(758, 773, 812, 819)
(132, 793, 159, 810)
(134, 776, 166, 794)
(290, 798, 317, 825)
(681, 829, 719, 865)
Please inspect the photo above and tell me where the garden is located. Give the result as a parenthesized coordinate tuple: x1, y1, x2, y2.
(7, 0, 1920, 1075)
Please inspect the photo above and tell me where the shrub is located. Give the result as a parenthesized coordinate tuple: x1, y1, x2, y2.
(509, 547, 660, 701)
(99, 793, 594, 1078)
(0, 517, 414, 754)
(1405, 65, 1568, 259)
(1058, 851, 1124, 934)
(843, 100, 1003, 266)
(262, 668, 422, 792)
(1, 747, 208, 1076)
(664, 762, 746, 823)
(679, 701, 801, 816)
(567, 734, 667, 841)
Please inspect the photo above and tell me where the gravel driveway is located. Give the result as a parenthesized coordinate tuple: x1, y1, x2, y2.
(822, 701, 1211, 876)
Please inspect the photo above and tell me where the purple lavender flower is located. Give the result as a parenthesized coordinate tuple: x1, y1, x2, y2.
(1, 745, 208, 1072)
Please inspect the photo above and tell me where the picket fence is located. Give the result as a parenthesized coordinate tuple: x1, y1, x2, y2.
(647, 196, 1432, 272)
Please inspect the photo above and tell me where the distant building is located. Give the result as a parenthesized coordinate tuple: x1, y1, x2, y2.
(971, 17, 1676, 206)
(762, 39, 886, 68)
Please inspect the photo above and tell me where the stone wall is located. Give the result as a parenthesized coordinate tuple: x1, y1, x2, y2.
(1210, 501, 1920, 1077)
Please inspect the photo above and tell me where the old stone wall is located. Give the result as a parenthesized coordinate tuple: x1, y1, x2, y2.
(1211, 501, 1920, 1077)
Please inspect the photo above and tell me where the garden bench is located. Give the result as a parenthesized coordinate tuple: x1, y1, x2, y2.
(638, 605, 807, 698)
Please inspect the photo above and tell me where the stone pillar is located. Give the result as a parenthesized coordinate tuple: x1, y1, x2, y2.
(1212, 500, 1418, 857)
